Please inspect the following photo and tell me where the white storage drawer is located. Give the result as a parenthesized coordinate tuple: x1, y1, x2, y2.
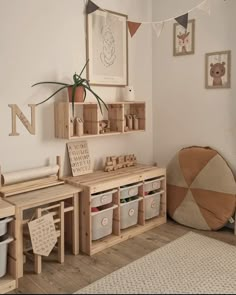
(145, 192, 162, 220)
(120, 198, 141, 229)
(144, 178, 163, 193)
(0, 236, 14, 278)
(120, 183, 142, 200)
(91, 205, 117, 240)
(0, 217, 13, 237)
(91, 189, 117, 208)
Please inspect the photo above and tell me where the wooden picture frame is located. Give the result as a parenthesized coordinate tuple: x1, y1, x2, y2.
(205, 50, 231, 89)
(86, 9, 128, 86)
(173, 19, 195, 56)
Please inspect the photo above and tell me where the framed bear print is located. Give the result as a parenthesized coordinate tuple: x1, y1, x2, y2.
(205, 50, 231, 89)
(86, 9, 128, 86)
(173, 19, 195, 56)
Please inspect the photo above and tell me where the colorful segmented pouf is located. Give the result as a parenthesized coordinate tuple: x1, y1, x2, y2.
(167, 146, 236, 230)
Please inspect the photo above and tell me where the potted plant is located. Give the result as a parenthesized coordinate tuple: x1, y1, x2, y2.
(32, 59, 108, 116)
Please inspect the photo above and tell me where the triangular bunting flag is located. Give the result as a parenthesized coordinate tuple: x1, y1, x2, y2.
(128, 21, 142, 38)
(152, 22, 164, 38)
(175, 13, 188, 29)
(198, 0, 211, 15)
(86, 0, 99, 14)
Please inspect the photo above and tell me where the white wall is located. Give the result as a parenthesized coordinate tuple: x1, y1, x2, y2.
(153, 0, 236, 174)
(0, 0, 153, 174)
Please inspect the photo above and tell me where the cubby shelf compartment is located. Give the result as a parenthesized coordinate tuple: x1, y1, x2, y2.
(54, 101, 146, 140)
(65, 164, 166, 256)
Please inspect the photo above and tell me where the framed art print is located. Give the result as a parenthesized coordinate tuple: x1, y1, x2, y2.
(205, 50, 231, 89)
(86, 9, 128, 86)
(173, 19, 195, 56)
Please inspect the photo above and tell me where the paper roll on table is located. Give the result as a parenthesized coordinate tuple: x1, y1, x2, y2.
(1, 165, 60, 186)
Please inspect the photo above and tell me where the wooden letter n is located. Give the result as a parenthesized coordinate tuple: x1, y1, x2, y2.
(9, 104, 36, 136)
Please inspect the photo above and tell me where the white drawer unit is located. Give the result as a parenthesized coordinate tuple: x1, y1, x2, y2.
(120, 183, 142, 199)
(120, 198, 142, 229)
(0, 199, 17, 294)
(0, 236, 14, 278)
(144, 177, 163, 193)
(91, 189, 117, 208)
(91, 205, 118, 240)
(0, 217, 13, 237)
(145, 191, 163, 220)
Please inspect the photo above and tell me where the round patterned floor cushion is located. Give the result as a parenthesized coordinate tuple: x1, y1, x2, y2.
(167, 146, 236, 230)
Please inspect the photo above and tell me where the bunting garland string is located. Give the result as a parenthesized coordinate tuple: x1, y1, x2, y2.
(86, 0, 211, 38)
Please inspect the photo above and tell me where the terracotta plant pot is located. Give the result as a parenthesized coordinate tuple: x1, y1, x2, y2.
(68, 86, 85, 103)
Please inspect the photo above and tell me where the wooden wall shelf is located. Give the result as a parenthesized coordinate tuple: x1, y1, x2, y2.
(54, 101, 146, 140)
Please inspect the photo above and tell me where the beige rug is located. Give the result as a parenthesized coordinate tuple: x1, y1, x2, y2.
(75, 232, 236, 294)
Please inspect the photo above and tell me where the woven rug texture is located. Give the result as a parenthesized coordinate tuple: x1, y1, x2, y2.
(75, 232, 236, 294)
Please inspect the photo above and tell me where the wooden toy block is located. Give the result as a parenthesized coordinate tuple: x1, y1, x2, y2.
(104, 154, 137, 172)
(99, 120, 110, 134)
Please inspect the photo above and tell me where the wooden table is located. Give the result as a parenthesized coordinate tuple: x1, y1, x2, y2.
(6, 184, 82, 278)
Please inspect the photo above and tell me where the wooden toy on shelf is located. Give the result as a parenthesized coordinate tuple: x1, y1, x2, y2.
(99, 120, 110, 134)
(132, 114, 139, 130)
(125, 114, 133, 130)
(104, 154, 137, 172)
(117, 156, 125, 169)
(124, 114, 139, 131)
(74, 117, 84, 137)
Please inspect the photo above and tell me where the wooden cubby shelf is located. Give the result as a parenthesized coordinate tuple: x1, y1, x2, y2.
(54, 101, 146, 140)
(64, 164, 166, 255)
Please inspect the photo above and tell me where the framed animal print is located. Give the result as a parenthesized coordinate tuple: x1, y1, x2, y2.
(205, 50, 231, 89)
(86, 9, 128, 86)
(173, 19, 195, 56)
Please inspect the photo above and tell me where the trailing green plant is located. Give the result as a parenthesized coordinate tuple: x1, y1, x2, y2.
(32, 59, 108, 116)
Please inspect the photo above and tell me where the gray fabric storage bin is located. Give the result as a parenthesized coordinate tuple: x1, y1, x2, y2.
(144, 178, 161, 193)
(120, 183, 141, 200)
(91, 205, 117, 240)
(0, 217, 13, 237)
(0, 236, 14, 278)
(91, 189, 116, 208)
(120, 198, 140, 229)
(145, 192, 161, 220)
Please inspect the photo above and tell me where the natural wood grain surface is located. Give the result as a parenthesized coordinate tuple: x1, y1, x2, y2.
(0, 199, 15, 218)
(8, 219, 236, 294)
(65, 164, 165, 193)
(6, 184, 82, 209)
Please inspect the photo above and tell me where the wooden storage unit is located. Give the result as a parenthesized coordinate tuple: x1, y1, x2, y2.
(54, 101, 146, 139)
(0, 199, 17, 294)
(65, 164, 166, 255)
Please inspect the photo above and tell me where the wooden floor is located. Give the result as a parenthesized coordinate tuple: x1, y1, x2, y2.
(10, 219, 236, 294)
